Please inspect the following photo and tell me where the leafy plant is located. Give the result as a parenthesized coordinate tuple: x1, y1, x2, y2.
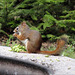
(0, 0, 75, 42)
(62, 45, 75, 59)
(69, 34, 75, 45)
(5, 35, 14, 46)
(39, 12, 57, 30)
(0, 0, 22, 30)
(10, 44, 26, 52)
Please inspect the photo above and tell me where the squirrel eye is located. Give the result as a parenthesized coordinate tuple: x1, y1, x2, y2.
(16, 27, 19, 30)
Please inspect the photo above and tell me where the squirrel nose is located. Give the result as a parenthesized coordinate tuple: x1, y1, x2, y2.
(13, 28, 17, 32)
(13, 30, 15, 32)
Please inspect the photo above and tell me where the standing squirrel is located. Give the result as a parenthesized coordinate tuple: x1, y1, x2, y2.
(13, 21, 67, 55)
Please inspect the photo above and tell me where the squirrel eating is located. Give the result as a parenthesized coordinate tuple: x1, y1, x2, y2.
(13, 21, 67, 55)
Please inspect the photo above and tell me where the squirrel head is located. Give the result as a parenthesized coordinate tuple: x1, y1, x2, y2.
(21, 21, 27, 26)
(13, 21, 30, 38)
(20, 21, 30, 29)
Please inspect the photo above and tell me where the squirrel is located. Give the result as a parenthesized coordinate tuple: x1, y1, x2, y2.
(13, 21, 67, 55)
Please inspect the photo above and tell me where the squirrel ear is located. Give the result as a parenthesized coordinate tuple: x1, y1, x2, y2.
(21, 21, 26, 26)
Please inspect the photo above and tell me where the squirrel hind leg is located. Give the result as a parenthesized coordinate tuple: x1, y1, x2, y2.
(27, 41, 41, 53)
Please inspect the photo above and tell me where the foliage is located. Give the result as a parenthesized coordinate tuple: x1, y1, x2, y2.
(10, 44, 26, 52)
(69, 34, 75, 46)
(62, 45, 75, 59)
(0, 0, 21, 30)
(0, 0, 75, 42)
(5, 35, 14, 46)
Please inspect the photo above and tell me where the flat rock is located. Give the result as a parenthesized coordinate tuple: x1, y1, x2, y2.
(0, 46, 75, 75)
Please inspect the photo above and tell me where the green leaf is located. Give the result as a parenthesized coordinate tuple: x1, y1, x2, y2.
(71, 28, 75, 31)
(31, 15, 38, 21)
(45, 55, 50, 57)
(46, 0, 65, 3)
(41, 13, 57, 30)
(30, 26, 39, 31)
(42, 35, 46, 38)
(0, 23, 2, 29)
(47, 34, 55, 38)
(43, 22, 50, 30)
(10, 44, 26, 52)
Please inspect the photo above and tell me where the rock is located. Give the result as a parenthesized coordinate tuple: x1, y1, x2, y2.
(0, 46, 75, 75)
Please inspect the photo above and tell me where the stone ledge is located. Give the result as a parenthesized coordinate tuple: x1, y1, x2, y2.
(0, 46, 75, 75)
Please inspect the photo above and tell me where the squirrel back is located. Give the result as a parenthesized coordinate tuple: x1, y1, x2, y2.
(13, 21, 68, 55)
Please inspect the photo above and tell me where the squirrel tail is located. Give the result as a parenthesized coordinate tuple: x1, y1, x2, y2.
(39, 35, 68, 55)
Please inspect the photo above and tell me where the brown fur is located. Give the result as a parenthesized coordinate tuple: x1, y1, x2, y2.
(13, 21, 67, 55)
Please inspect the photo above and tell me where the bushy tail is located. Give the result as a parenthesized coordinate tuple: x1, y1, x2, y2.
(39, 35, 68, 55)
